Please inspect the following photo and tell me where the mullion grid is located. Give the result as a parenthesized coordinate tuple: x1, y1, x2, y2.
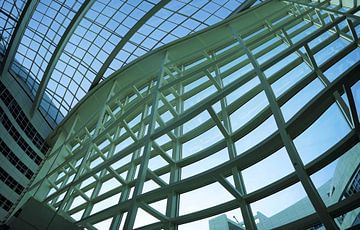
(214, 52, 258, 228)
(0, 138, 34, 179)
(42, 47, 96, 118)
(109, 85, 154, 229)
(10, 0, 83, 98)
(120, 52, 169, 229)
(285, 2, 357, 129)
(148, 4, 356, 227)
(83, 93, 152, 227)
(163, 66, 183, 228)
(47, 88, 124, 214)
(43, 66, 157, 228)
(64, 22, 258, 227)
(244, 0, 357, 227)
(106, 0, 244, 78)
(0, 107, 44, 165)
(152, 36, 265, 229)
(38, 1, 360, 228)
(110, 1, 211, 72)
(41, 0, 157, 124)
(0, 81, 49, 152)
(72, 9, 276, 226)
(41, 78, 157, 226)
(124, 31, 262, 226)
(234, 20, 341, 228)
(0, 167, 25, 195)
(0, 0, 26, 54)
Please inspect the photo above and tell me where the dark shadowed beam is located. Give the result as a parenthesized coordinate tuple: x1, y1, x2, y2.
(0, 0, 39, 76)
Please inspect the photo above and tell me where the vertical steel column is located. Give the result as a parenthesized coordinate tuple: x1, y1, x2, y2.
(54, 83, 117, 218)
(165, 66, 183, 230)
(212, 53, 257, 229)
(110, 86, 153, 230)
(123, 51, 168, 229)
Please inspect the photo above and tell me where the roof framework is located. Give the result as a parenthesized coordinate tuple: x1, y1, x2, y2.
(0, 0, 34, 75)
(10, 0, 360, 229)
(0, 0, 259, 126)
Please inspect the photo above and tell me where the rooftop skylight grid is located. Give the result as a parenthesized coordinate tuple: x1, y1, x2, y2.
(38, 0, 254, 125)
(10, 0, 83, 97)
(0, 0, 260, 125)
(0, 0, 26, 55)
(105, 0, 246, 78)
(40, 0, 159, 123)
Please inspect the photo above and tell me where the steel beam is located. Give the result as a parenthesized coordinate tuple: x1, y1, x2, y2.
(0, 0, 38, 76)
(89, 0, 170, 90)
(123, 52, 168, 229)
(21, 1, 360, 229)
(232, 28, 339, 229)
(30, 0, 93, 116)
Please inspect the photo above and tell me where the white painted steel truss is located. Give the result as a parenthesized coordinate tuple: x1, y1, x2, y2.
(13, 0, 360, 229)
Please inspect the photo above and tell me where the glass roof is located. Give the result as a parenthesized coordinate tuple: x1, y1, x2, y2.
(11, 0, 84, 96)
(0, 0, 26, 56)
(106, 0, 247, 77)
(0, 0, 260, 125)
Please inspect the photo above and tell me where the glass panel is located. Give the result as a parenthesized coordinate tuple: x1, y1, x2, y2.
(281, 78, 324, 122)
(182, 148, 229, 179)
(182, 125, 223, 158)
(235, 115, 278, 155)
(294, 103, 351, 165)
(324, 48, 360, 82)
(314, 37, 351, 66)
(229, 91, 269, 132)
(179, 182, 234, 215)
(271, 62, 311, 98)
(243, 147, 294, 193)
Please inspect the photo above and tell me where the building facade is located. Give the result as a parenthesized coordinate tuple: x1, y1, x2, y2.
(0, 49, 52, 223)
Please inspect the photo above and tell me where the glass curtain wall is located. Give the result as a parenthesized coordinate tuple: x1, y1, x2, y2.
(16, 0, 360, 229)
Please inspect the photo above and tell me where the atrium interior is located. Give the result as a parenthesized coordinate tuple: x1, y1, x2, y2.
(0, 0, 360, 229)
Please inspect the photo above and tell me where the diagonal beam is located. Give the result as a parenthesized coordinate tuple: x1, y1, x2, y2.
(30, 0, 94, 116)
(231, 26, 339, 229)
(0, 8, 17, 22)
(89, 0, 170, 90)
(0, 0, 39, 75)
(122, 51, 168, 230)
